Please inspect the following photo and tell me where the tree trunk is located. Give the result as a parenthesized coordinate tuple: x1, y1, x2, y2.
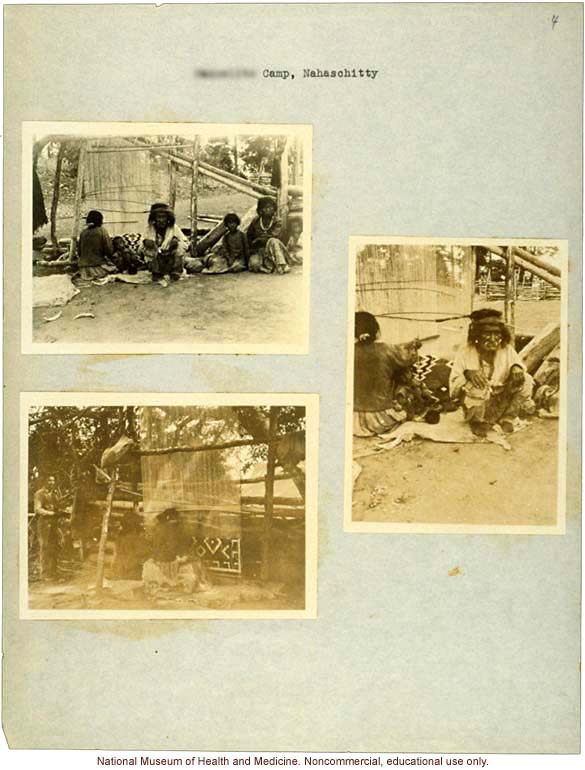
(50, 143, 65, 249)
(95, 472, 116, 596)
(261, 408, 279, 581)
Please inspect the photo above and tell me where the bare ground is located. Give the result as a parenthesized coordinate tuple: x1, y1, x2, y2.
(33, 268, 304, 346)
(353, 418, 559, 527)
(29, 559, 304, 612)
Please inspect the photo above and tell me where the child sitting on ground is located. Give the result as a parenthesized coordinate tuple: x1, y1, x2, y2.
(201, 212, 249, 274)
(111, 236, 143, 275)
(221, 212, 249, 272)
(285, 215, 303, 266)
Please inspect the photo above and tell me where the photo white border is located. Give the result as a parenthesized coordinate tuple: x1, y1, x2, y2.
(20, 391, 319, 619)
(23, 121, 313, 355)
(344, 236, 568, 535)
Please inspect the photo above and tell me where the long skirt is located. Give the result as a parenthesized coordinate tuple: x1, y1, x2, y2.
(353, 406, 408, 437)
(78, 263, 117, 281)
(248, 237, 290, 274)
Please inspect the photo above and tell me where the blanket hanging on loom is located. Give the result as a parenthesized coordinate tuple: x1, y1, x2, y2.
(83, 138, 168, 236)
(139, 407, 244, 574)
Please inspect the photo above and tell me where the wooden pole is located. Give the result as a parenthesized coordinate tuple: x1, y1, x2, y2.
(278, 138, 290, 231)
(95, 470, 117, 597)
(505, 246, 516, 336)
(127, 137, 277, 196)
(292, 137, 301, 185)
(519, 322, 561, 373)
(512, 246, 561, 278)
(168, 153, 177, 210)
(136, 435, 283, 457)
(69, 141, 87, 260)
(233, 136, 239, 175)
(486, 245, 560, 289)
(261, 407, 279, 581)
(190, 136, 200, 250)
(50, 143, 65, 250)
(198, 165, 262, 199)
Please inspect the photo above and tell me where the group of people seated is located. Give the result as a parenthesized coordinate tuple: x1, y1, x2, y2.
(353, 308, 537, 439)
(77, 197, 303, 287)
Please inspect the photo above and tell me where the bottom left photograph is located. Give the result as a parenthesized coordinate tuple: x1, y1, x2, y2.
(20, 392, 318, 619)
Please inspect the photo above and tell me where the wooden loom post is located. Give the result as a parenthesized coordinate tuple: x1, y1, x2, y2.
(504, 245, 516, 336)
(168, 156, 177, 211)
(95, 469, 117, 597)
(69, 140, 88, 260)
(292, 137, 301, 185)
(50, 142, 65, 249)
(277, 139, 290, 231)
(261, 407, 279, 582)
(190, 136, 200, 250)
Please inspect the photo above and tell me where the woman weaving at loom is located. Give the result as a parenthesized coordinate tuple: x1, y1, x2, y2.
(353, 311, 430, 437)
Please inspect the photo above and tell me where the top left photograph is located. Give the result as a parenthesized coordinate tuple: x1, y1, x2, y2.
(23, 121, 312, 355)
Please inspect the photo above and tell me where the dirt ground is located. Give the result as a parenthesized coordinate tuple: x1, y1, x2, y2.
(34, 185, 305, 347)
(28, 559, 304, 612)
(33, 268, 304, 346)
(352, 418, 559, 526)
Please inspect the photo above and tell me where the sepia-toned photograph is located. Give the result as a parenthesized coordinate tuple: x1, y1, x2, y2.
(24, 121, 311, 354)
(21, 393, 318, 618)
(346, 237, 566, 533)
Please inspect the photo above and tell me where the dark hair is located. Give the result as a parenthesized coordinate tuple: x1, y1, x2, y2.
(355, 311, 380, 344)
(223, 212, 241, 227)
(33, 236, 47, 249)
(86, 210, 103, 227)
(468, 320, 511, 347)
(156, 507, 180, 524)
(148, 203, 176, 227)
(256, 196, 277, 215)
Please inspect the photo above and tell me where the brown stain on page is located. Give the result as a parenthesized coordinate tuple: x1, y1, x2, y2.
(72, 619, 210, 640)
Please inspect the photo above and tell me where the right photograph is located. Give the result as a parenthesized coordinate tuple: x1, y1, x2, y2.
(345, 237, 567, 534)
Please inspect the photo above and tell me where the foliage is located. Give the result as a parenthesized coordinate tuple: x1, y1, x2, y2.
(239, 136, 281, 175)
(28, 405, 306, 491)
(201, 137, 236, 173)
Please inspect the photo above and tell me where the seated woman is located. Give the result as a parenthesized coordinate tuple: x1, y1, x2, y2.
(353, 311, 422, 437)
(246, 196, 290, 275)
(142, 508, 209, 597)
(140, 203, 189, 286)
(77, 210, 117, 281)
(449, 308, 535, 437)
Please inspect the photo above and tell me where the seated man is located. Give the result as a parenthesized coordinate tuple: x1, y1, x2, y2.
(140, 203, 188, 286)
(450, 308, 535, 437)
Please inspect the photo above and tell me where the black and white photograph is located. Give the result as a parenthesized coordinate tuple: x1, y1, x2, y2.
(346, 237, 566, 533)
(24, 122, 311, 354)
(21, 393, 318, 618)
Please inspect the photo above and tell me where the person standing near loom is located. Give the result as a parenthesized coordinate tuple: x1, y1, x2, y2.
(33, 474, 60, 581)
